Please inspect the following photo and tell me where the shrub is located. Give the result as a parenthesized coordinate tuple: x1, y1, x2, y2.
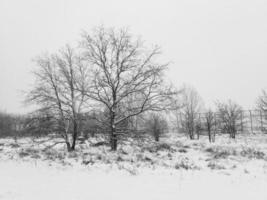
(205, 146, 237, 159)
(240, 147, 265, 159)
(207, 162, 226, 170)
(178, 148, 187, 153)
(174, 157, 198, 170)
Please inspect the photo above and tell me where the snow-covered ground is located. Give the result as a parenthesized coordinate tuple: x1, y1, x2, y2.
(0, 133, 267, 200)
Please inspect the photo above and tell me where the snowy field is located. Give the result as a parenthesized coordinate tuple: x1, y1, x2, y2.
(0, 133, 267, 200)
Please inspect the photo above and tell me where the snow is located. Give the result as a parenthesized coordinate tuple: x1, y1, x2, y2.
(0, 133, 267, 200)
(0, 160, 266, 200)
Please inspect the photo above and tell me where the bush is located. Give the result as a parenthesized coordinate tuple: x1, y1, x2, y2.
(240, 147, 265, 159)
(178, 148, 187, 153)
(18, 148, 40, 158)
(174, 157, 198, 170)
(206, 146, 237, 159)
(207, 161, 226, 170)
(143, 142, 173, 153)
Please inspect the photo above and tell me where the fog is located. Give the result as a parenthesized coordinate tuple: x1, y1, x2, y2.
(1, 0, 267, 113)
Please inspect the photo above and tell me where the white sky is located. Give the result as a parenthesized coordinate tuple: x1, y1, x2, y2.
(0, 0, 267, 113)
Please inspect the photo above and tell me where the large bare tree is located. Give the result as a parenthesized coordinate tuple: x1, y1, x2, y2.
(80, 26, 175, 150)
(27, 45, 88, 151)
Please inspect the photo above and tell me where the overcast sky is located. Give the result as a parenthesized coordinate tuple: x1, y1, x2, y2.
(0, 0, 267, 114)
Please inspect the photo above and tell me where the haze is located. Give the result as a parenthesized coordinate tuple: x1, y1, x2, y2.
(1, 0, 267, 114)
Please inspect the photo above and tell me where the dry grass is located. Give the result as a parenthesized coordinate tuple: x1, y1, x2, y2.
(0, 133, 267, 175)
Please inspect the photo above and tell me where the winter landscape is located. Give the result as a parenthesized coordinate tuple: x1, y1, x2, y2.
(1, 0, 267, 199)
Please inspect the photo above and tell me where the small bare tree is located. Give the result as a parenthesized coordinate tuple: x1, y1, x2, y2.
(145, 113, 168, 141)
(204, 110, 216, 142)
(256, 89, 267, 122)
(170, 92, 185, 134)
(27, 45, 88, 151)
(195, 113, 202, 140)
(80, 26, 175, 150)
(256, 89, 267, 113)
(180, 85, 204, 140)
(256, 89, 267, 132)
(216, 100, 243, 139)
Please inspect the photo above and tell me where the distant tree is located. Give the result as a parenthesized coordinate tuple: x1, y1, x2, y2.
(81, 111, 101, 138)
(27, 45, 88, 151)
(0, 111, 13, 137)
(216, 100, 243, 139)
(256, 89, 267, 119)
(204, 110, 216, 142)
(256, 89, 267, 132)
(170, 92, 185, 134)
(23, 110, 55, 137)
(194, 114, 202, 140)
(80, 26, 175, 150)
(180, 85, 204, 139)
(145, 113, 168, 141)
(257, 90, 267, 111)
(0, 111, 24, 138)
(81, 109, 112, 138)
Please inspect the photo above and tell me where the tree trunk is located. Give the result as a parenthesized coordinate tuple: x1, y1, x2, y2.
(208, 131, 211, 143)
(189, 130, 194, 140)
(110, 125, 117, 151)
(212, 131, 216, 142)
(111, 133, 117, 151)
(66, 141, 72, 152)
(71, 120, 78, 151)
(155, 130, 160, 142)
(110, 112, 117, 151)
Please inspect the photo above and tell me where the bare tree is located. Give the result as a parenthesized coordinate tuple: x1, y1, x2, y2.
(80, 26, 175, 150)
(145, 113, 168, 142)
(257, 89, 267, 112)
(195, 113, 202, 140)
(204, 110, 216, 142)
(27, 45, 88, 151)
(216, 100, 243, 139)
(170, 92, 185, 134)
(256, 89, 267, 123)
(180, 85, 204, 140)
(256, 89, 267, 132)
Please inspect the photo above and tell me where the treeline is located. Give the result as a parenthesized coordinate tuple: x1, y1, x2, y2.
(0, 112, 20, 137)
(0, 110, 169, 144)
(174, 86, 267, 142)
(0, 111, 54, 137)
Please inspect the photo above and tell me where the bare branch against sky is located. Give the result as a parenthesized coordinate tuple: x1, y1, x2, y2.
(0, 0, 267, 113)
